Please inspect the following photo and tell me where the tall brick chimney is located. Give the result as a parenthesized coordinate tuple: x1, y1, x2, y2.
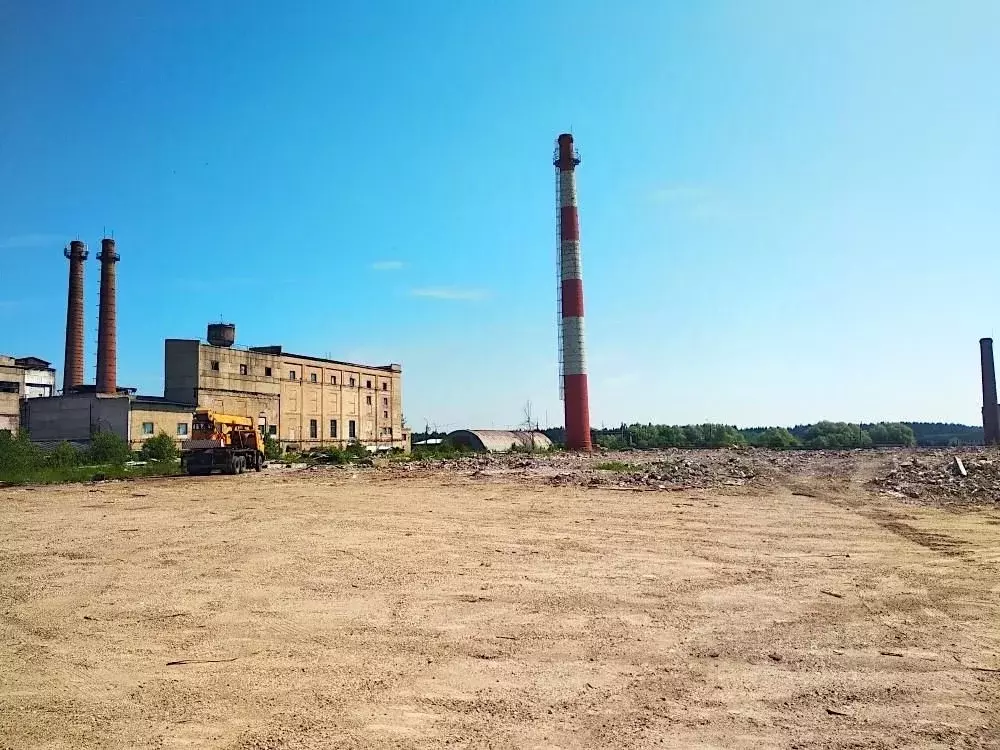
(980, 338, 999, 446)
(96, 238, 120, 394)
(62, 240, 88, 392)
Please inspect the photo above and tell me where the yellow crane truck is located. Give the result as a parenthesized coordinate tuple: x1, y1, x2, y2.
(181, 410, 266, 476)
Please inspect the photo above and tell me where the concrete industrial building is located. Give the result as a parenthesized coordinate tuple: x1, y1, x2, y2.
(0, 356, 57, 434)
(164, 325, 408, 451)
(24, 237, 408, 452)
(26, 323, 409, 452)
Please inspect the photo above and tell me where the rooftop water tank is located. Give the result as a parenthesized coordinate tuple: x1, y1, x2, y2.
(207, 322, 236, 348)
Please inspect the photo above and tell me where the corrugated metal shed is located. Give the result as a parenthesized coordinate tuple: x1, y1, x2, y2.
(447, 429, 553, 453)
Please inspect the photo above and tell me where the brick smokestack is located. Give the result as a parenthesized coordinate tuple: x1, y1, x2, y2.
(980, 338, 999, 446)
(96, 238, 120, 394)
(62, 240, 89, 392)
(555, 133, 592, 451)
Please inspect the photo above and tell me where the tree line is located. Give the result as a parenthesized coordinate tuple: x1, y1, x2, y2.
(586, 420, 991, 450)
(411, 421, 984, 450)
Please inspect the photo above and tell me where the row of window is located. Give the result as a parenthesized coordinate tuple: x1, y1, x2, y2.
(141, 422, 189, 436)
(140, 420, 391, 440)
(309, 419, 363, 439)
(210, 360, 390, 390)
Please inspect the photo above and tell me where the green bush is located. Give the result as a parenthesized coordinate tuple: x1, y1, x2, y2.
(140, 432, 178, 462)
(263, 434, 282, 460)
(49, 441, 82, 467)
(87, 431, 132, 466)
(0, 430, 43, 474)
(318, 446, 349, 465)
(345, 441, 369, 460)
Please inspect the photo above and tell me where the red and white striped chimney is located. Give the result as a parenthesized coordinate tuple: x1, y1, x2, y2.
(555, 133, 592, 451)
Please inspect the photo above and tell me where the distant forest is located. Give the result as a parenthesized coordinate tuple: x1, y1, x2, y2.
(411, 422, 984, 449)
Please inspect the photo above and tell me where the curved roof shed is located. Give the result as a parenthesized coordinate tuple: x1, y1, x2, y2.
(447, 429, 553, 453)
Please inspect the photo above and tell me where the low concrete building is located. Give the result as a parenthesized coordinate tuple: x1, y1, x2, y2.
(0, 355, 57, 434)
(447, 430, 553, 453)
(23, 391, 192, 450)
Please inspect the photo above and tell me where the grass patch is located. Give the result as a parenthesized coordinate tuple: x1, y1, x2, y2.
(594, 460, 638, 472)
(0, 461, 182, 486)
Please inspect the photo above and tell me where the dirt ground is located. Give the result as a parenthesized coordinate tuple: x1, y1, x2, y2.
(2, 452, 999, 749)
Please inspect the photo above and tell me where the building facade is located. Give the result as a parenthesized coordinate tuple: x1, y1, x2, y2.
(164, 339, 409, 451)
(0, 355, 57, 434)
(23, 391, 193, 450)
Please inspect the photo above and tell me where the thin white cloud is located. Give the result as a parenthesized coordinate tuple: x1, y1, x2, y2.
(0, 233, 67, 250)
(411, 287, 490, 301)
(371, 260, 406, 271)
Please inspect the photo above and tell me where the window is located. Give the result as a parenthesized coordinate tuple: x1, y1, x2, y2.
(177, 423, 189, 436)
(330, 419, 337, 438)
(366, 395, 372, 405)
(0, 381, 19, 394)
(382, 382, 387, 391)
(142, 422, 154, 435)
(265, 367, 273, 377)
(310, 373, 317, 383)
(366, 379, 372, 389)
(289, 370, 297, 380)
(239, 364, 248, 375)
(349, 420, 356, 439)
(331, 375, 337, 385)
(210, 360, 219, 371)
(309, 419, 318, 439)
(349, 377, 356, 387)
(268, 425, 277, 435)
(383, 411, 389, 419)
(382, 397, 388, 407)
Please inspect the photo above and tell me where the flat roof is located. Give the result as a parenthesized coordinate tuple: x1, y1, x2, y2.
(168, 339, 400, 372)
(132, 395, 194, 408)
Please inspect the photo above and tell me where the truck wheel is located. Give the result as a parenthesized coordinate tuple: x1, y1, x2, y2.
(236, 456, 246, 474)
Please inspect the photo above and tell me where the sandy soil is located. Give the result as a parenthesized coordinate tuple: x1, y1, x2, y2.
(2, 455, 999, 749)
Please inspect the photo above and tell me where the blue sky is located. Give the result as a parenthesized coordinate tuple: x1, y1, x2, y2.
(2, 1, 998, 431)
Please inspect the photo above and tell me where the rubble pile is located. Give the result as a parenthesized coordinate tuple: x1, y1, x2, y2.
(583, 455, 761, 491)
(868, 451, 1000, 504)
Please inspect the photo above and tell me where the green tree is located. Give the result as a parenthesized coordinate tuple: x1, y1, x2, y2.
(682, 425, 704, 447)
(753, 427, 801, 449)
(140, 432, 178, 461)
(87, 431, 132, 466)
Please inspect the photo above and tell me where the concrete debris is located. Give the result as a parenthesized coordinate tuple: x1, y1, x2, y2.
(868, 449, 1000, 506)
(307, 446, 999, 509)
